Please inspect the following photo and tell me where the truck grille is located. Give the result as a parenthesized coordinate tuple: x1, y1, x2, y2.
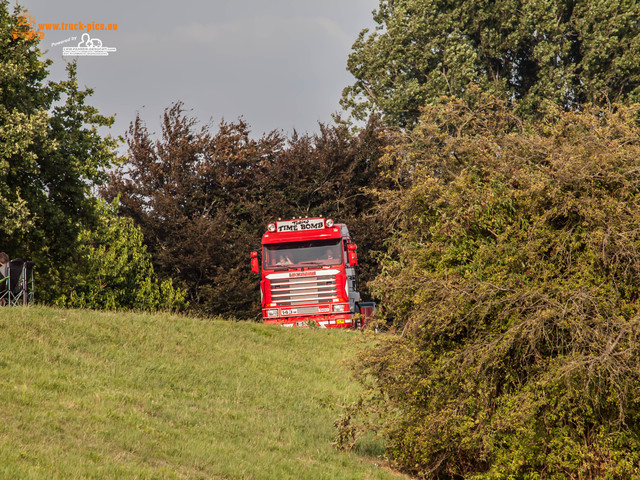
(269, 272, 337, 306)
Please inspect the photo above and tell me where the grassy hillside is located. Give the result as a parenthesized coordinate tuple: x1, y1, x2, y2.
(0, 306, 404, 479)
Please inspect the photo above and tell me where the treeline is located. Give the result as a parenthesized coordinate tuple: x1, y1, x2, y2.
(102, 104, 393, 318)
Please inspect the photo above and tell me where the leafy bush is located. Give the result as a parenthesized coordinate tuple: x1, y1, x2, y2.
(55, 200, 187, 311)
(339, 95, 640, 479)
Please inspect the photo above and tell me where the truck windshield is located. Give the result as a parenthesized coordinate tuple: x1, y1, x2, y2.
(263, 239, 342, 269)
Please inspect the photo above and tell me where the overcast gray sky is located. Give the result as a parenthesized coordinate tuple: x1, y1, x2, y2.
(19, 0, 378, 142)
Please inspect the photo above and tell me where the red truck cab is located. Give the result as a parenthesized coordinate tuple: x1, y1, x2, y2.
(251, 217, 372, 328)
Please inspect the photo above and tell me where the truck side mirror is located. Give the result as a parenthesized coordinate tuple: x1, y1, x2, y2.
(348, 244, 358, 267)
(250, 251, 259, 274)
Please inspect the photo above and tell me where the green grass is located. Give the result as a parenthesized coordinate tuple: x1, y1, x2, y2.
(0, 306, 404, 479)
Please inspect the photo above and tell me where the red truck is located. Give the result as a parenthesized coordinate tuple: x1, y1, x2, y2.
(251, 217, 374, 328)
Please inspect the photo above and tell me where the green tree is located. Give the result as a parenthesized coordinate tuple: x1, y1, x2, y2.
(338, 96, 640, 478)
(1, 3, 116, 299)
(56, 199, 186, 311)
(0, 3, 176, 309)
(342, 0, 640, 128)
(0, 3, 53, 245)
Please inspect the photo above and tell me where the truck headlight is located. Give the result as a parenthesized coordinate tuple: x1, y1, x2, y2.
(333, 304, 346, 313)
(267, 309, 278, 317)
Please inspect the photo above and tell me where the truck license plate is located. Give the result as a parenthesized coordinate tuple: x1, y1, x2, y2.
(282, 309, 298, 315)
